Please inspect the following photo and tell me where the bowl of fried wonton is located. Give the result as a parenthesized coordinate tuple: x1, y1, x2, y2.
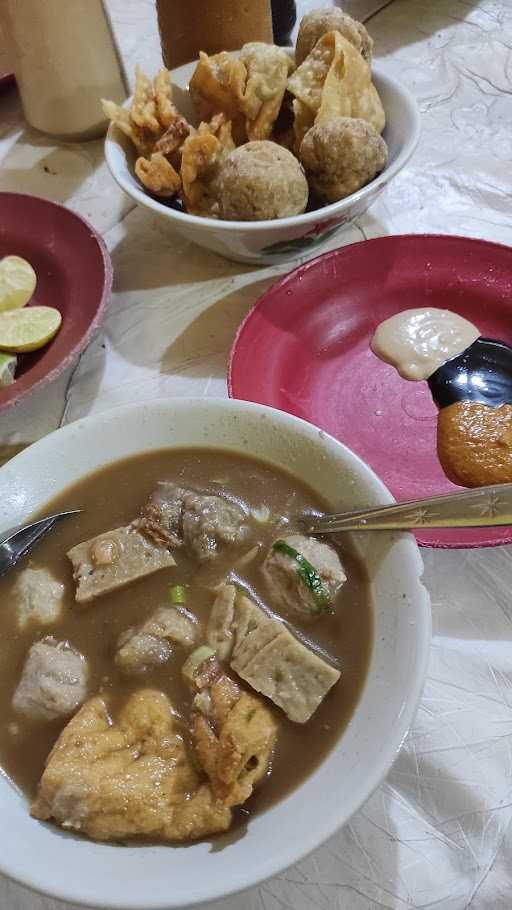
(0, 398, 430, 908)
(104, 50, 419, 265)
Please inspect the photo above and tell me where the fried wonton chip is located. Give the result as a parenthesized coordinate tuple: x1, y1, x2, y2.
(180, 114, 235, 217)
(103, 66, 193, 196)
(101, 99, 155, 157)
(190, 51, 246, 141)
(292, 98, 315, 149)
(153, 67, 175, 128)
(236, 43, 294, 141)
(131, 65, 161, 134)
(288, 31, 385, 147)
(135, 153, 181, 197)
(154, 117, 192, 165)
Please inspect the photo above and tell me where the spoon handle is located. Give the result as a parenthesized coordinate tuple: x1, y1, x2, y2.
(306, 483, 512, 534)
(0, 511, 81, 577)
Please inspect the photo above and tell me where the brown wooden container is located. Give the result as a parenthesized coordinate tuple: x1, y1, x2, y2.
(156, 0, 273, 68)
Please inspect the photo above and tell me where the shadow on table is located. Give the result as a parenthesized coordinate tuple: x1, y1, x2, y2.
(60, 334, 108, 424)
(0, 125, 105, 205)
(109, 208, 255, 294)
(160, 276, 275, 380)
(374, 0, 481, 58)
(356, 212, 389, 240)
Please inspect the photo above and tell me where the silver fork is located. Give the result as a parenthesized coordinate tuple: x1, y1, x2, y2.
(0, 511, 81, 577)
(305, 484, 512, 534)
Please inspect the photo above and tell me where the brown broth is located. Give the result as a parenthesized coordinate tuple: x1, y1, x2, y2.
(0, 449, 373, 822)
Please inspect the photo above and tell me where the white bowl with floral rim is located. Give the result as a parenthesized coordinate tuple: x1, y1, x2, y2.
(105, 60, 421, 265)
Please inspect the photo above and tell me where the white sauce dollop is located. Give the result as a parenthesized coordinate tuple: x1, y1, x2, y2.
(371, 308, 480, 380)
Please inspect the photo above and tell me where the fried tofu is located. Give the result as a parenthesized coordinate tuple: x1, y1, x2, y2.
(32, 690, 231, 842)
(186, 656, 277, 806)
(67, 526, 175, 604)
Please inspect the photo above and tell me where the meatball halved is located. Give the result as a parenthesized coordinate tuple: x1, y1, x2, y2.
(216, 141, 309, 221)
(262, 533, 346, 621)
(300, 117, 388, 204)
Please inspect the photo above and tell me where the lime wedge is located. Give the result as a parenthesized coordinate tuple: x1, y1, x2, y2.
(0, 256, 37, 311)
(0, 352, 17, 386)
(0, 307, 62, 353)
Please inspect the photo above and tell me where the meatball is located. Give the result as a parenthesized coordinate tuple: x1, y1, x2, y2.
(296, 7, 373, 65)
(14, 566, 65, 631)
(138, 483, 248, 561)
(116, 605, 199, 675)
(299, 117, 388, 203)
(182, 491, 248, 560)
(13, 637, 88, 722)
(262, 533, 346, 621)
(216, 141, 309, 221)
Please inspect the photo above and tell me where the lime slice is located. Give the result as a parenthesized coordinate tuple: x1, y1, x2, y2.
(0, 352, 17, 386)
(0, 256, 37, 311)
(0, 307, 62, 353)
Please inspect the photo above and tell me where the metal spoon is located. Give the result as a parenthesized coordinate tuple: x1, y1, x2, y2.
(0, 511, 81, 578)
(305, 483, 512, 534)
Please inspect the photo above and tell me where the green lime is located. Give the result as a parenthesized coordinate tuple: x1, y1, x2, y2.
(0, 307, 62, 353)
(0, 256, 37, 311)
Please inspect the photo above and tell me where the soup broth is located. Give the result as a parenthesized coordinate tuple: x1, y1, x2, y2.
(0, 448, 372, 833)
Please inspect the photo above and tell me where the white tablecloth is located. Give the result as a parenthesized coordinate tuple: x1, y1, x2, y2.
(1, 1, 512, 907)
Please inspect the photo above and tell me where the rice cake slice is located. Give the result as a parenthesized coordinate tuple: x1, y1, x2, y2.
(67, 526, 175, 604)
(206, 584, 237, 660)
(231, 594, 282, 671)
(231, 629, 340, 724)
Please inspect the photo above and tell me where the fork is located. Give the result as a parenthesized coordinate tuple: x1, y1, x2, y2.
(305, 484, 512, 534)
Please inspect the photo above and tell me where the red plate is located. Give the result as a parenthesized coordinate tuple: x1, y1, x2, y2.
(0, 193, 112, 410)
(0, 72, 15, 90)
(229, 234, 512, 548)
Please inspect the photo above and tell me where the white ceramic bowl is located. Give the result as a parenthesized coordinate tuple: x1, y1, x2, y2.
(0, 399, 430, 909)
(105, 62, 420, 265)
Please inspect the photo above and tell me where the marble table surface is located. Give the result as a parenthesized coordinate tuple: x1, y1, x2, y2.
(1, 1, 512, 908)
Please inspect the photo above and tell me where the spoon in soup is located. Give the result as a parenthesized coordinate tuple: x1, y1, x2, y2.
(0, 511, 81, 577)
(305, 483, 512, 534)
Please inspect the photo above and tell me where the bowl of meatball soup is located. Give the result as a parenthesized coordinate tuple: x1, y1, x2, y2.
(0, 398, 430, 908)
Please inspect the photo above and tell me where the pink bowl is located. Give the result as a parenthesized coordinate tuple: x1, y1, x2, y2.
(0, 193, 112, 410)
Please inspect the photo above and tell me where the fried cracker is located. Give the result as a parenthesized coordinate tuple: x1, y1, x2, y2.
(135, 153, 181, 197)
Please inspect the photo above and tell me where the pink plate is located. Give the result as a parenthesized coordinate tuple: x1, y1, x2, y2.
(0, 192, 112, 410)
(229, 234, 512, 549)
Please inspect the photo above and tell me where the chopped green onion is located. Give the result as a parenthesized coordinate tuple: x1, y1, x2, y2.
(190, 645, 216, 666)
(272, 539, 331, 613)
(251, 505, 270, 524)
(169, 584, 186, 605)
